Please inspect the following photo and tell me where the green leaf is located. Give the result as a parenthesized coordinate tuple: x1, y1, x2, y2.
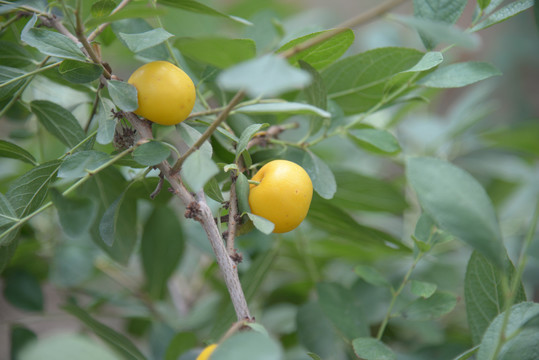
(30, 100, 85, 148)
(178, 123, 212, 158)
(204, 177, 224, 203)
(218, 55, 311, 98)
(296, 302, 347, 360)
(3, 269, 43, 311)
(419, 62, 501, 88)
(392, 15, 479, 49)
(352, 337, 396, 360)
(107, 79, 138, 112)
(307, 353, 323, 360)
(91, 0, 116, 17)
(133, 141, 171, 166)
(235, 172, 251, 215)
(406, 157, 506, 267)
(332, 170, 407, 214)
(175, 37, 256, 69)
(180, 150, 219, 192)
(235, 123, 268, 161)
(453, 346, 480, 360)
(164, 332, 197, 360)
(236, 102, 330, 118)
(482, 122, 539, 156)
(59, 60, 103, 84)
(0, 65, 26, 100)
(19, 333, 121, 360)
(50, 189, 97, 239)
(277, 29, 355, 70)
(399, 291, 457, 320)
(301, 150, 336, 200)
(119, 28, 174, 53)
(413, 0, 468, 49)
(211, 331, 283, 360)
(7, 160, 61, 217)
(348, 128, 401, 155)
(0, 140, 37, 165)
(99, 190, 129, 247)
(477, 0, 492, 11)
(0, 239, 19, 273)
(58, 151, 110, 179)
(246, 213, 274, 234)
(111, 18, 169, 61)
(410, 280, 437, 298)
(477, 302, 539, 360)
(95, 98, 116, 145)
(322, 47, 424, 114)
(472, 0, 534, 32)
(86, 5, 167, 27)
(317, 282, 369, 340)
(157, 0, 251, 25)
(465, 251, 526, 344)
(10, 325, 37, 360)
(142, 205, 184, 299)
(63, 304, 146, 360)
(21, 15, 86, 61)
(400, 51, 444, 73)
(0, 193, 18, 246)
(0, 41, 34, 68)
(354, 265, 391, 288)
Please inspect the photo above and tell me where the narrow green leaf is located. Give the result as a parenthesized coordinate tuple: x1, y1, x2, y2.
(301, 151, 336, 200)
(99, 190, 128, 246)
(111, 18, 169, 61)
(348, 128, 401, 155)
(63, 303, 146, 360)
(317, 282, 369, 340)
(453, 346, 480, 360)
(0, 41, 34, 68)
(477, 302, 539, 360)
(175, 37, 256, 69)
(95, 98, 116, 145)
(246, 212, 274, 234)
(3, 269, 43, 312)
(277, 29, 355, 70)
(483, 122, 539, 157)
(218, 55, 312, 98)
(142, 206, 184, 299)
(323, 47, 424, 114)
(211, 331, 283, 360)
(477, 0, 492, 11)
(235, 172, 251, 215)
(50, 189, 97, 239)
(401, 51, 444, 73)
(235, 123, 268, 161)
(413, 0, 468, 49)
(307, 353, 323, 360)
(410, 280, 437, 298)
(133, 141, 171, 166)
(399, 292, 457, 320)
(86, 6, 167, 27)
(119, 28, 174, 53)
(91, 0, 116, 17)
(0, 65, 26, 100)
(21, 15, 86, 61)
(472, 0, 534, 32)
(465, 251, 526, 344)
(58, 151, 110, 179)
(419, 62, 501, 88)
(354, 265, 391, 288)
(0, 140, 37, 165)
(7, 160, 61, 217)
(0, 193, 18, 247)
(204, 177, 224, 203)
(30, 100, 85, 148)
(180, 150, 218, 192)
(352, 337, 396, 360)
(236, 102, 330, 118)
(157, 0, 252, 25)
(107, 79, 138, 112)
(59, 60, 103, 84)
(406, 157, 506, 267)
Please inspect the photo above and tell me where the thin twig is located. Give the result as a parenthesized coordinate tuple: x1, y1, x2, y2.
(279, 0, 409, 59)
(87, 0, 133, 42)
(74, 10, 112, 79)
(171, 90, 246, 174)
(227, 173, 239, 258)
(84, 82, 105, 133)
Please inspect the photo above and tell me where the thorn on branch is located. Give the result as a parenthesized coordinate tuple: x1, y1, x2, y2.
(150, 172, 165, 199)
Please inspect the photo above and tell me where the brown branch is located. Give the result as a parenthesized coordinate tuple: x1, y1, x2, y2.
(171, 90, 246, 174)
(279, 0, 409, 59)
(87, 0, 133, 42)
(227, 173, 239, 259)
(74, 9, 112, 79)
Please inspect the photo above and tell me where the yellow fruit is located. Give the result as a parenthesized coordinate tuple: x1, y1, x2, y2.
(248, 160, 313, 233)
(196, 344, 217, 360)
(127, 61, 196, 126)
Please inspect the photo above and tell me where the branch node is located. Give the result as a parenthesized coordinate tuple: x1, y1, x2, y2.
(184, 201, 202, 221)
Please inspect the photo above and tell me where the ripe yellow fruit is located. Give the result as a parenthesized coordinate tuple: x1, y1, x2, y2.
(249, 160, 313, 233)
(127, 61, 196, 126)
(196, 344, 217, 360)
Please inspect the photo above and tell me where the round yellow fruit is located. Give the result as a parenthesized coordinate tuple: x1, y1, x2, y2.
(127, 61, 196, 126)
(248, 160, 313, 233)
(196, 344, 217, 360)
